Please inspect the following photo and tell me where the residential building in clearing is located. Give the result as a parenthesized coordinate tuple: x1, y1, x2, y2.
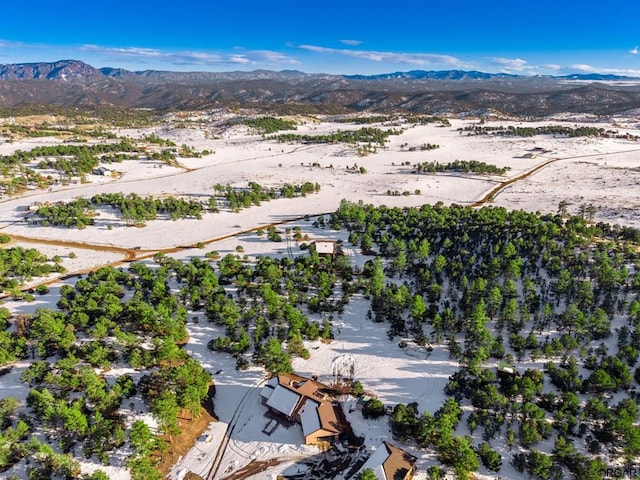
(259, 372, 343, 445)
(313, 239, 338, 257)
(91, 166, 113, 176)
(353, 441, 417, 480)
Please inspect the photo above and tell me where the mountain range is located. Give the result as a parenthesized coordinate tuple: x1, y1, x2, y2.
(2, 60, 638, 83)
(1, 59, 640, 116)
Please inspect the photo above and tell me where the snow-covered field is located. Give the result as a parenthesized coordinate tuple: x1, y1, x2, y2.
(2, 112, 640, 479)
(3, 117, 639, 252)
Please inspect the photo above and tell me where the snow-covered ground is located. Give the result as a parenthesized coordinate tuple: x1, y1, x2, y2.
(170, 293, 457, 480)
(3, 117, 639, 253)
(2, 113, 640, 479)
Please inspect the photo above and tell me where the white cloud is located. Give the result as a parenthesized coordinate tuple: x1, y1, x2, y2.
(82, 45, 163, 58)
(227, 55, 251, 65)
(570, 63, 640, 76)
(297, 44, 463, 67)
(488, 57, 529, 72)
(571, 64, 596, 72)
(630, 46, 639, 55)
(251, 50, 300, 65)
(0, 39, 26, 49)
(80, 44, 300, 67)
(339, 39, 363, 46)
(540, 63, 562, 71)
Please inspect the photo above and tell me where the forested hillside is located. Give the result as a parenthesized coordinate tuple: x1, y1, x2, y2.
(3, 201, 640, 478)
(330, 201, 640, 479)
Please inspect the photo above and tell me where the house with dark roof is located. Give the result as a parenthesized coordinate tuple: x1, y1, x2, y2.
(260, 372, 343, 445)
(354, 441, 417, 480)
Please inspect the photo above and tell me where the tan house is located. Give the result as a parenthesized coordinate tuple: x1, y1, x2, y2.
(313, 240, 338, 257)
(260, 372, 343, 445)
(354, 441, 417, 480)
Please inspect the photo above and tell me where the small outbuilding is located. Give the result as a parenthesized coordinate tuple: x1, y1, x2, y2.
(92, 166, 113, 176)
(313, 240, 337, 257)
(497, 361, 520, 379)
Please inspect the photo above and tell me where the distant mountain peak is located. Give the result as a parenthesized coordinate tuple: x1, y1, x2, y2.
(556, 73, 639, 81)
(1, 60, 638, 84)
(0, 59, 104, 81)
(343, 70, 524, 81)
(343, 70, 640, 82)
(1, 59, 640, 116)
(98, 66, 135, 78)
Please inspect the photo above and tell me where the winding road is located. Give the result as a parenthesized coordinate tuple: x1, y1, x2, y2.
(205, 377, 267, 480)
(473, 147, 640, 207)
(5, 145, 640, 293)
(0, 140, 332, 292)
(4, 133, 640, 480)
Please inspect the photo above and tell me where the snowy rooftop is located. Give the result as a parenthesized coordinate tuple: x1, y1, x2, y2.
(299, 399, 321, 437)
(356, 442, 416, 480)
(358, 443, 391, 480)
(259, 384, 275, 400)
(314, 240, 336, 255)
(266, 384, 301, 418)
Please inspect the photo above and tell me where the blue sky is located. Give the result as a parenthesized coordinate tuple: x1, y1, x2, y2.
(2, 0, 640, 75)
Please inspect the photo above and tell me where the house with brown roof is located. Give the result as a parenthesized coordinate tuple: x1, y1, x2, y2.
(354, 441, 417, 480)
(260, 372, 343, 445)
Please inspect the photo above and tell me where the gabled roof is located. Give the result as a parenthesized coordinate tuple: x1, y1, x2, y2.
(263, 373, 333, 419)
(299, 399, 321, 436)
(358, 444, 390, 479)
(263, 372, 343, 444)
(299, 398, 341, 439)
(259, 384, 275, 400)
(276, 372, 332, 400)
(382, 442, 416, 480)
(316, 400, 341, 434)
(266, 384, 302, 418)
(357, 442, 417, 480)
